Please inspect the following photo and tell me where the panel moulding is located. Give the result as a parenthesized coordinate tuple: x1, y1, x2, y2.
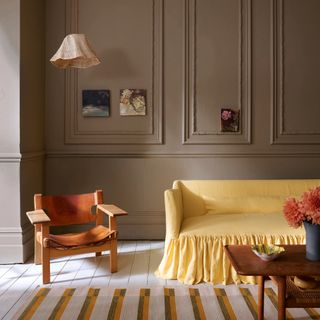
(271, 0, 320, 145)
(183, 0, 252, 145)
(45, 150, 320, 158)
(65, 0, 164, 145)
(0, 153, 22, 163)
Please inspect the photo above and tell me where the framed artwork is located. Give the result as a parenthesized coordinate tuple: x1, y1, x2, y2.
(120, 89, 146, 116)
(220, 108, 240, 132)
(82, 90, 110, 117)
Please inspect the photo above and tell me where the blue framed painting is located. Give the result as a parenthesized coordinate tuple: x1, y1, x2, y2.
(82, 90, 110, 117)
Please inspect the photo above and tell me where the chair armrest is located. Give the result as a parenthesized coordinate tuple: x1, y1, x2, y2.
(164, 189, 183, 240)
(97, 204, 128, 217)
(26, 209, 50, 224)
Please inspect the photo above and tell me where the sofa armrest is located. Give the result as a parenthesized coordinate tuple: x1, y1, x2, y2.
(164, 189, 183, 240)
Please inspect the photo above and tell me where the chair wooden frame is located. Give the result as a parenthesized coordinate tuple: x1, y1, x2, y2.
(26, 190, 127, 284)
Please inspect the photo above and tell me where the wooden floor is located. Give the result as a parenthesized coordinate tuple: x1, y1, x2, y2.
(0, 240, 209, 319)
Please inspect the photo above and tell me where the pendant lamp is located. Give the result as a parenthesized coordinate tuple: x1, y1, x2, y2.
(50, 34, 101, 69)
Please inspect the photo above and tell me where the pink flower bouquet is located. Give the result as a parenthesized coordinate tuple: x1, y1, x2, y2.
(283, 186, 320, 228)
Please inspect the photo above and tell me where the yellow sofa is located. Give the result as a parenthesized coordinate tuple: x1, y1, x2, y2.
(155, 179, 320, 285)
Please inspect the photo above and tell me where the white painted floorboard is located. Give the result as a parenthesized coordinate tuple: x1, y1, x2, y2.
(0, 241, 282, 320)
(0, 241, 170, 319)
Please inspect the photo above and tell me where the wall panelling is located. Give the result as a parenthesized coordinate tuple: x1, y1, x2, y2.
(65, 0, 164, 145)
(45, 0, 320, 240)
(183, 0, 251, 144)
(271, 0, 320, 144)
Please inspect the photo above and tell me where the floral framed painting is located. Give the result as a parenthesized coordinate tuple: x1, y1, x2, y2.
(220, 108, 240, 132)
(82, 90, 110, 117)
(120, 89, 146, 116)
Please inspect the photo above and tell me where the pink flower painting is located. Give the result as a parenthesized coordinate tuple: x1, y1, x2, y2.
(221, 110, 232, 121)
(220, 108, 240, 132)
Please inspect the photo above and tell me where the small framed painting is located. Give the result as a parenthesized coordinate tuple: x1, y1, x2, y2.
(220, 108, 240, 132)
(82, 90, 110, 117)
(120, 89, 146, 116)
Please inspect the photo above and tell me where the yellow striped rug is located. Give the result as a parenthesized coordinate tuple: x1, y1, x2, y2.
(13, 285, 320, 320)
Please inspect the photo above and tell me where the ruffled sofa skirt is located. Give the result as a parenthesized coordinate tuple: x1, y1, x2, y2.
(156, 212, 305, 284)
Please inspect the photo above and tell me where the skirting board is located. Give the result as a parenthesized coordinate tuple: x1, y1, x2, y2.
(5, 217, 166, 262)
(0, 227, 34, 263)
(0, 242, 33, 264)
(117, 224, 165, 240)
(49, 212, 166, 240)
(22, 224, 165, 260)
(11, 224, 165, 262)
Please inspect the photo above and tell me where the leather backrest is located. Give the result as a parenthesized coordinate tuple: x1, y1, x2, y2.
(34, 190, 103, 226)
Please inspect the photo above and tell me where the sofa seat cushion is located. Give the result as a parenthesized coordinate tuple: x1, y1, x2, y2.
(156, 212, 305, 285)
(180, 212, 304, 238)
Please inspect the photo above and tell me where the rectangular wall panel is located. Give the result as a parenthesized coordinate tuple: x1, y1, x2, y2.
(65, 0, 163, 144)
(271, 0, 320, 144)
(183, 0, 251, 144)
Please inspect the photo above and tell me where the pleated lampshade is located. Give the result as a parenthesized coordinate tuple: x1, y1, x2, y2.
(50, 34, 101, 69)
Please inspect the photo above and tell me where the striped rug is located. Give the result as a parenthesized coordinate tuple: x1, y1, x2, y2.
(13, 285, 320, 320)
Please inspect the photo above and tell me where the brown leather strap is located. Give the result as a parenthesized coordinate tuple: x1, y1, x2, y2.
(40, 225, 116, 248)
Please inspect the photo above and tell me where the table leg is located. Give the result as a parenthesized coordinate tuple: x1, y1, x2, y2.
(277, 276, 286, 320)
(257, 275, 265, 320)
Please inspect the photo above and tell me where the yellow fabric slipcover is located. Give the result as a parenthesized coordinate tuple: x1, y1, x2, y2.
(155, 179, 320, 285)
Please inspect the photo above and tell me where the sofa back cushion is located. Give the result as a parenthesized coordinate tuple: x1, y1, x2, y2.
(205, 196, 286, 214)
(173, 179, 320, 218)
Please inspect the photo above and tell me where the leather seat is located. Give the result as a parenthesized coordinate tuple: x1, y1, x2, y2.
(37, 225, 115, 249)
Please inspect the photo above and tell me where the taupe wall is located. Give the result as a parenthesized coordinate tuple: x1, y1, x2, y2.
(20, 0, 45, 259)
(46, 0, 320, 239)
(0, 0, 45, 262)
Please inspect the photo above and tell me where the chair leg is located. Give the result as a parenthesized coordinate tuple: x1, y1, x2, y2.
(34, 235, 41, 265)
(110, 239, 117, 273)
(40, 225, 50, 284)
(42, 246, 50, 284)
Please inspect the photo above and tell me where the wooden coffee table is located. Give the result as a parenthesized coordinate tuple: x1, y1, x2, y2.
(224, 245, 320, 320)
